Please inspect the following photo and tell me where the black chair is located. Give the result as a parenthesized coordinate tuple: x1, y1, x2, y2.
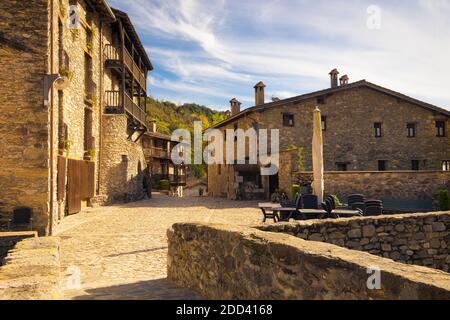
(8, 207, 33, 231)
(301, 194, 319, 209)
(347, 194, 365, 209)
(365, 200, 383, 207)
(351, 202, 366, 211)
(322, 200, 339, 219)
(364, 200, 383, 216)
(326, 197, 363, 218)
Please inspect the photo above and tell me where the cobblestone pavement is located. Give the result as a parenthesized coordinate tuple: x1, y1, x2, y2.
(54, 195, 264, 300)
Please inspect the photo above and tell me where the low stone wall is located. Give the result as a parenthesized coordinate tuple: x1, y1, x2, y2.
(168, 223, 450, 300)
(278, 153, 450, 201)
(257, 212, 450, 272)
(0, 237, 62, 300)
(0, 231, 37, 265)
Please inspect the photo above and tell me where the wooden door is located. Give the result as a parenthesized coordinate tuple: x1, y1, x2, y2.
(67, 159, 95, 215)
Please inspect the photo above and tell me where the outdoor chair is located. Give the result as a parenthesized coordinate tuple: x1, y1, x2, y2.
(281, 192, 299, 208)
(364, 201, 383, 216)
(351, 202, 366, 211)
(301, 194, 319, 209)
(364, 200, 383, 207)
(347, 194, 365, 209)
(322, 201, 339, 219)
(325, 198, 362, 218)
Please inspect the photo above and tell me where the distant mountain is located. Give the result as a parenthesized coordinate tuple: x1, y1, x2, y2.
(146, 97, 227, 135)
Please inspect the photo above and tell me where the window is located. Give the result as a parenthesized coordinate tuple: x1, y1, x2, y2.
(283, 113, 294, 127)
(406, 123, 416, 138)
(442, 161, 450, 171)
(234, 123, 238, 141)
(317, 96, 325, 105)
(336, 162, 349, 171)
(84, 53, 94, 101)
(378, 160, 387, 171)
(411, 160, 420, 171)
(374, 122, 382, 138)
(321, 116, 327, 131)
(84, 108, 93, 157)
(436, 121, 446, 137)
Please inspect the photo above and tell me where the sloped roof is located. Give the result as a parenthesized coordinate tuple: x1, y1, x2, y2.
(209, 80, 450, 129)
(145, 131, 179, 142)
(87, 0, 116, 21)
(111, 8, 153, 70)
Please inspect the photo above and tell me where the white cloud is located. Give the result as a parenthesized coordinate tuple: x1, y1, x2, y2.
(110, 0, 450, 110)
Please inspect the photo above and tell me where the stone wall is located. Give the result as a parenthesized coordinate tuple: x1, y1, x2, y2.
(98, 115, 147, 203)
(0, 0, 50, 235)
(168, 223, 450, 300)
(257, 212, 450, 272)
(0, 232, 37, 265)
(0, 237, 62, 300)
(278, 153, 450, 201)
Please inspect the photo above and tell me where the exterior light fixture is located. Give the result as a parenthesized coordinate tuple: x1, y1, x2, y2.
(43, 74, 63, 107)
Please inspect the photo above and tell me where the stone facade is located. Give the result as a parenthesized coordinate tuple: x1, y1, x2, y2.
(168, 223, 450, 300)
(258, 211, 450, 273)
(208, 79, 450, 200)
(98, 115, 147, 203)
(0, 0, 51, 235)
(279, 150, 450, 201)
(0, 237, 62, 300)
(0, 0, 151, 235)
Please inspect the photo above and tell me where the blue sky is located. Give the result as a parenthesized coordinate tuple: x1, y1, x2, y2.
(109, 0, 450, 111)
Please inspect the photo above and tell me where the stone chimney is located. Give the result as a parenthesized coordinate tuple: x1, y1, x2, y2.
(329, 69, 339, 88)
(230, 98, 242, 116)
(340, 74, 349, 86)
(149, 120, 157, 132)
(254, 81, 266, 106)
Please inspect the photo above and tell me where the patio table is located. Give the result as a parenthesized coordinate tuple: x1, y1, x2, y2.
(258, 203, 281, 223)
(272, 207, 327, 221)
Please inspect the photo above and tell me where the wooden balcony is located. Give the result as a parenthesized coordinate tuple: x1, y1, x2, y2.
(151, 147, 170, 159)
(105, 90, 147, 127)
(104, 44, 146, 91)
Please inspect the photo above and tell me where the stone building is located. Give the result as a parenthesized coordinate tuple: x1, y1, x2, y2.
(0, 0, 151, 235)
(142, 122, 187, 191)
(207, 69, 450, 201)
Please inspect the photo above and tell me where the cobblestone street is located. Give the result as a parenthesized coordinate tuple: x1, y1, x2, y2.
(54, 195, 262, 300)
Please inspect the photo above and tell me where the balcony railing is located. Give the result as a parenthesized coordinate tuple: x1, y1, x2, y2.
(104, 44, 146, 90)
(105, 90, 147, 127)
(151, 147, 169, 159)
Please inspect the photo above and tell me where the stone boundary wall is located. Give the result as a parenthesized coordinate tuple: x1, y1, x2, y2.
(167, 223, 450, 300)
(279, 150, 450, 201)
(0, 232, 37, 265)
(257, 212, 450, 272)
(0, 237, 62, 300)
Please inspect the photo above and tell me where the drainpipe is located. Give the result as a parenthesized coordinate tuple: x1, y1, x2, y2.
(49, 0, 55, 235)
